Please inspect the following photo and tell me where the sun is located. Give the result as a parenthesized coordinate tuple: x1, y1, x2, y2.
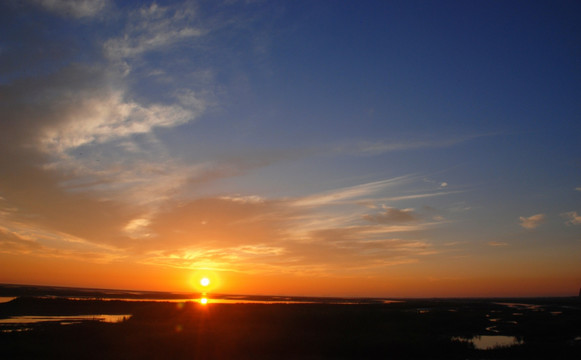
(200, 277, 210, 287)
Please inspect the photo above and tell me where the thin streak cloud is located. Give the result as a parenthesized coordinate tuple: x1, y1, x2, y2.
(33, 0, 109, 18)
(292, 176, 411, 207)
(374, 190, 464, 202)
(104, 2, 203, 61)
(342, 133, 497, 156)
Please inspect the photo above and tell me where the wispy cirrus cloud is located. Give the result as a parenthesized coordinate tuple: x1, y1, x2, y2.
(104, 2, 203, 61)
(0, 66, 206, 209)
(340, 133, 495, 156)
(116, 172, 448, 276)
(32, 0, 110, 18)
(372, 191, 463, 202)
(292, 176, 411, 207)
(519, 214, 545, 229)
(0, 229, 43, 255)
(143, 230, 432, 276)
(0, 1, 218, 259)
(39, 89, 203, 154)
(0, 1, 212, 214)
(0, 215, 123, 263)
(362, 207, 418, 224)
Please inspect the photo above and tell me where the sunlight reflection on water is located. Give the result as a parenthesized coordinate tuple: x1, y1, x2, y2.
(452, 335, 523, 349)
(20, 295, 402, 305)
(191, 298, 402, 305)
(0, 314, 131, 325)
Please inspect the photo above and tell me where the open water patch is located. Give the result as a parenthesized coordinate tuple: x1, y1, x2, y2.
(452, 335, 523, 350)
(0, 314, 131, 332)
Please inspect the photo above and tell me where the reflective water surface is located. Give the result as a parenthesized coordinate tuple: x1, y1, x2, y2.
(63, 296, 401, 305)
(453, 335, 523, 349)
(0, 314, 130, 325)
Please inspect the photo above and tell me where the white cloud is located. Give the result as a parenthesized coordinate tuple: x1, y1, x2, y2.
(104, 2, 203, 61)
(373, 191, 463, 202)
(28, 82, 207, 207)
(562, 211, 581, 225)
(219, 195, 265, 204)
(33, 0, 109, 18)
(123, 218, 153, 239)
(39, 90, 201, 154)
(519, 214, 545, 229)
(293, 176, 410, 207)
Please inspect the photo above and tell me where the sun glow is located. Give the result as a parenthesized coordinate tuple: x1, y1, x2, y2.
(200, 277, 210, 287)
(200, 297, 208, 305)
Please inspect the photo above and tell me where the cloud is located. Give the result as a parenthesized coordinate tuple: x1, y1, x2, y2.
(39, 89, 202, 154)
(519, 214, 545, 229)
(143, 197, 296, 250)
(0, 62, 208, 210)
(375, 191, 463, 202)
(104, 2, 203, 61)
(33, 0, 109, 18)
(1, 2, 463, 280)
(562, 211, 581, 225)
(0, 228, 44, 254)
(219, 195, 265, 204)
(576, 187, 581, 192)
(292, 176, 411, 207)
(362, 207, 418, 224)
(123, 218, 153, 239)
(343, 133, 494, 156)
(0, 67, 198, 250)
(0, 214, 123, 263)
(124, 177, 444, 275)
(145, 230, 431, 276)
(0, 2, 214, 215)
(488, 241, 508, 247)
(283, 230, 431, 275)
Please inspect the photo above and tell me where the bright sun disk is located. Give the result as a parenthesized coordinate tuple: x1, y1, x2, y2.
(200, 277, 210, 287)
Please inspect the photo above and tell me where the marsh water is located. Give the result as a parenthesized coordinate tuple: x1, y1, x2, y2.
(0, 314, 130, 325)
(1, 284, 580, 358)
(452, 335, 523, 349)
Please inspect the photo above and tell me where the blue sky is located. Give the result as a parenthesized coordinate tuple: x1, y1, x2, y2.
(0, 0, 579, 296)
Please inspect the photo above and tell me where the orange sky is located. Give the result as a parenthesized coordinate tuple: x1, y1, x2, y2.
(1, 249, 579, 298)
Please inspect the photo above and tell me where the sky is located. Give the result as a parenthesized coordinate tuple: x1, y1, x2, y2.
(0, 0, 580, 298)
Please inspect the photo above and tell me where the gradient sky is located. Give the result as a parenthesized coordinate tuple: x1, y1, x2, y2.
(1, 0, 580, 297)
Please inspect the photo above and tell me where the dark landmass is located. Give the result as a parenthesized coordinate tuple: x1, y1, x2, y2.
(0, 286, 580, 359)
(0, 283, 194, 300)
(0, 283, 386, 303)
